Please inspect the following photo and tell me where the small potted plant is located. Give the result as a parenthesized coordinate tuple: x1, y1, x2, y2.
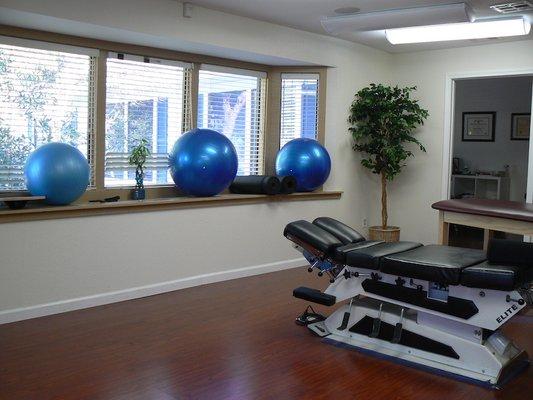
(348, 84, 429, 242)
(129, 138, 150, 200)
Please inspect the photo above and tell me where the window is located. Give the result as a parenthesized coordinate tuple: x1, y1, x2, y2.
(198, 66, 265, 175)
(0, 30, 327, 207)
(0, 38, 95, 191)
(280, 73, 319, 148)
(105, 53, 191, 187)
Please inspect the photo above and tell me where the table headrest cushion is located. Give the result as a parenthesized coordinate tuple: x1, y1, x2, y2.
(284, 220, 341, 255)
(488, 239, 533, 269)
(313, 217, 365, 244)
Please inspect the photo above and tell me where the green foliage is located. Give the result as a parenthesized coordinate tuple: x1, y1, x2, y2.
(105, 104, 126, 152)
(348, 84, 429, 180)
(60, 111, 83, 146)
(348, 84, 428, 228)
(129, 138, 151, 189)
(0, 119, 33, 190)
(0, 120, 32, 166)
(0, 49, 69, 189)
(0, 50, 63, 155)
(13, 59, 61, 148)
(0, 51, 13, 94)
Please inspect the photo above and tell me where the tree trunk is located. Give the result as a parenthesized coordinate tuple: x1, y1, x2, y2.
(381, 172, 388, 229)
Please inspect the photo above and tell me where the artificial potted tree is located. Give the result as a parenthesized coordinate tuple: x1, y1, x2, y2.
(348, 84, 428, 242)
(129, 138, 150, 200)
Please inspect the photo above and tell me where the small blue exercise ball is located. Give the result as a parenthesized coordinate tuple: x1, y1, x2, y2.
(169, 128, 238, 197)
(24, 142, 90, 205)
(276, 138, 331, 192)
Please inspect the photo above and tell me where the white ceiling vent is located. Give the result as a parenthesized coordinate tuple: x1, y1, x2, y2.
(490, 2, 533, 14)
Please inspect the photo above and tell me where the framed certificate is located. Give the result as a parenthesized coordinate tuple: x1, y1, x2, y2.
(511, 113, 530, 140)
(462, 112, 496, 142)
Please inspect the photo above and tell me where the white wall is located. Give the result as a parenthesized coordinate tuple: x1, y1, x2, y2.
(453, 77, 532, 202)
(2, 0, 533, 320)
(388, 40, 533, 244)
(0, 0, 391, 318)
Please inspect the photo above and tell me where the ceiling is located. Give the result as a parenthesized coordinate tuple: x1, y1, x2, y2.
(184, 0, 533, 53)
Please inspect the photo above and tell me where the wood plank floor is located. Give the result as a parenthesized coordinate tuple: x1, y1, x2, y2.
(0, 267, 531, 400)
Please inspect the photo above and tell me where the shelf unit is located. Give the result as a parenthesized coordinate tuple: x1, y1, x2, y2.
(450, 174, 510, 200)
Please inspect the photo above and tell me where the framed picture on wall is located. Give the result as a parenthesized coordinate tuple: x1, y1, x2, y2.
(462, 112, 496, 142)
(511, 113, 530, 140)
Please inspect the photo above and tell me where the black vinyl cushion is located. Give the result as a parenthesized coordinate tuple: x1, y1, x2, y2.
(284, 220, 341, 255)
(333, 240, 383, 263)
(488, 239, 533, 268)
(461, 261, 531, 291)
(381, 245, 486, 285)
(312, 217, 366, 245)
(293, 286, 336, 306)
(344, 241, 423, 270)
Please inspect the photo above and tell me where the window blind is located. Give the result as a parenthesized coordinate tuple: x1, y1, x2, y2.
(280, 73, 319, 148)
(105, 54, 191, 187)
(0, 41, 94, 191)
(197, 68, 265, 175)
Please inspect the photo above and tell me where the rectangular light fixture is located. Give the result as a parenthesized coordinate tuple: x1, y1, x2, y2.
(321, 3, 473, 34)
(385, 18, 531, 44)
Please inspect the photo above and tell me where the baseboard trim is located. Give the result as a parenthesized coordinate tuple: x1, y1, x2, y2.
(0, 257, 305, 325)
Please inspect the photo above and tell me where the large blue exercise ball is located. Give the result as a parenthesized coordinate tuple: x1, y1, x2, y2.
(169, 128, 238, 197)
(276, 138, 331, 192)
(24, 142, 90, 205)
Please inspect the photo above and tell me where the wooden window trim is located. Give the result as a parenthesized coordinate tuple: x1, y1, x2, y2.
(264, 67, 327, 174)
(0, 25, 330, 211)
(0, 191, 342, 224)
(0, 25, 271, 72)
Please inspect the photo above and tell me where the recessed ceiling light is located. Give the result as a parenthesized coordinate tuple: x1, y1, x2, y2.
(334, 7, 360, 15)
(385, 18, 531, 44)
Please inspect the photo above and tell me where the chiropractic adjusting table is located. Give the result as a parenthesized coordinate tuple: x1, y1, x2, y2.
(284, 217, 532, 387)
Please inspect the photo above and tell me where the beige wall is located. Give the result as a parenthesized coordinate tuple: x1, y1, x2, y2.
(1, 0, 533, 318)
(0, 0, 391, 315)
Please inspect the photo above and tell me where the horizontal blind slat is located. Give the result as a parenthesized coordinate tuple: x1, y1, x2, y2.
(280, 74, 319, 148)
(197, 69, 264, 175)
(104, 57, 187, 187)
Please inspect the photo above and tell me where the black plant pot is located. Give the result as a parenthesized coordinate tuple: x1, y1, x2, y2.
(132, 188, 146, 200)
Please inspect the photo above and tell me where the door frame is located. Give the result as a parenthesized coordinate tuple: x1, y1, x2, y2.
(441, 68, 533, 200)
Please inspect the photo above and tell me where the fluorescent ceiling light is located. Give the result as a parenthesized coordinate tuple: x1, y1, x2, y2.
(322, 3, 473, 35)
(385, 18, 531, 44)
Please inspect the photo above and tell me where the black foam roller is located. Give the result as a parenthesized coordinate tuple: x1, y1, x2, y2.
(229, 175, 281, 195)
(280, 175, 297, 194)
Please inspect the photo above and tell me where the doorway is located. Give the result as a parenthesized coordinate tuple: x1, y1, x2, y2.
(443, 73, 533, 248)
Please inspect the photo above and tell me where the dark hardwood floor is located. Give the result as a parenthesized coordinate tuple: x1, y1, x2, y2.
(0, 267, 531, 400)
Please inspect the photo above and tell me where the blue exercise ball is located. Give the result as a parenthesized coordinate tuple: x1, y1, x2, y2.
(276, 138, 331, 192)
(24, 142, 90, 205)
(169, 128, 238, 197)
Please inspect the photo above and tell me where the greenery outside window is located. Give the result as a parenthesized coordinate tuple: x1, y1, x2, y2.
(0, 37, 96, 191)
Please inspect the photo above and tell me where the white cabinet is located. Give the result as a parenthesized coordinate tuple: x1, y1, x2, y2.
(451, 175, 510, 200)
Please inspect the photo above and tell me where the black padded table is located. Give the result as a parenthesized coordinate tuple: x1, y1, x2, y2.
(381, 245, 486, 285)
(342, 242, 422, 270)
(285, 217, 533, 291)
(461, 262, 530, 291)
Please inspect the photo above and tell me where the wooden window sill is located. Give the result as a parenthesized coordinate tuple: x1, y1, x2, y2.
(0, 191, 342, 224)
